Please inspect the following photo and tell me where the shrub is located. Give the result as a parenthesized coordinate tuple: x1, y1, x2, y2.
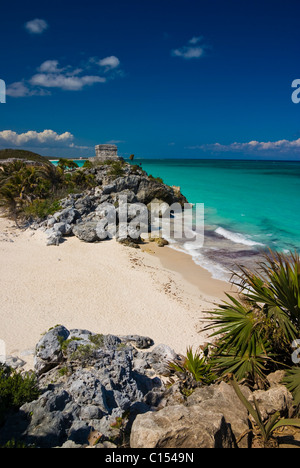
(89, 334, 104, 347)
(108, 161, 125, 179)
(23, 199, 62, 219)
(0, 366, 40, 424)
(148, 174, 164, 184)
(57, 159, 79, 171)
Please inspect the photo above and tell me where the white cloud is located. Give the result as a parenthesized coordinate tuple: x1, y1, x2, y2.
(0, 130, 74, 147)
(31, 59, 106, 91)
(105, 139, 125, 144)
(99, 56, 120, 71)
(6, 81, 51, 97)
(188, 36, 203, 45)
(192, 138, 300, 153)
(6, 82, 31, 98)
(37, 60, 65, 73)
(30, 73, 106, 91)
(25, 19, 48, 35)
(171, 37, 208, 59)
(7, 56, 122, 97)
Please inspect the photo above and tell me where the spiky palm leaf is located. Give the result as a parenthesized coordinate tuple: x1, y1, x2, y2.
(283, 366, 300, 406)
(205, 293, 267, 356)
(210, 343, 272, 385)
(233, 250, 300, 343)
(167, 347, 215, 385)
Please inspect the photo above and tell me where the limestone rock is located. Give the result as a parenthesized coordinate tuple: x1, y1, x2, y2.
(250, 385, 294, 421)
(130, 405, 234, 448)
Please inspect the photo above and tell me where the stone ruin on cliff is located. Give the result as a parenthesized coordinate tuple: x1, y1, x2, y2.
(90, 144, 120, 163)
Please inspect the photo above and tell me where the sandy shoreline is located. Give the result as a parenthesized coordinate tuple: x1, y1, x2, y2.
(0, 217, 231, 370)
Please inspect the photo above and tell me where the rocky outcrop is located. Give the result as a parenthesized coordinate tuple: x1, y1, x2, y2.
(130, 377, 297, 449)
(0, 326, 172, 448)
(0, 326, 296, 449)
(31, 162, 188, 247)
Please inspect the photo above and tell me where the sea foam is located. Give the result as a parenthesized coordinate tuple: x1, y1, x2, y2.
(215, 227, 264, 247)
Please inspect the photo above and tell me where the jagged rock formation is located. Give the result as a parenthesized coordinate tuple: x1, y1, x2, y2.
(33, 161, 188, 246)
(0, 326, 296, 449)
(0, 326, 172, 448)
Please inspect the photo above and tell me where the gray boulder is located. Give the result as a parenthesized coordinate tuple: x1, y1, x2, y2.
(115, 175, 141, 194)
(72, 221, 99, 243)
(53, 222, 73, 236)
(45, 228, 62, 246)
(149, 344, 178, 375)
(34, 325, 70, 375)
(54, 208, 81, 225)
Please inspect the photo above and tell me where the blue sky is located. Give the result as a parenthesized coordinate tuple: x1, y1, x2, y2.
(1, 0, 300, 160)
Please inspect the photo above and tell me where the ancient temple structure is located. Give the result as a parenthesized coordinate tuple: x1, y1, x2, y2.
(92, 144, 120, 162)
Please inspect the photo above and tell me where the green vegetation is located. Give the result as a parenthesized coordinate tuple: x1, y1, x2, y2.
(89, 334, 104, 347)
(57, 333, 105, 362)
(283, 366, 300, 406)
(148, 174, 164, 184)
(0, 149, 51, 165)
(167, 250, 300, 417)
(23, 198, 62, 219)
(82, 160, 93, 169)
(0, 365, 40, 425)
(108, 161, 126, 179)
(1, 438, 35, 448)
(57, 158, 79, 171)
(203, 250, 300, 389)
(167, 347, 216, 395)
(0, 159, 96, 222)
(69, 344, 96, 361)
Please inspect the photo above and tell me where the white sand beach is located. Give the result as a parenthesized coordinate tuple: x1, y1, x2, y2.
(0, 217, 231, 370)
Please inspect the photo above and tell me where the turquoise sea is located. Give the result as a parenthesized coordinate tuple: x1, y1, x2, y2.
(51, 160, 87, 168)
(133, 159, 300, 280)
